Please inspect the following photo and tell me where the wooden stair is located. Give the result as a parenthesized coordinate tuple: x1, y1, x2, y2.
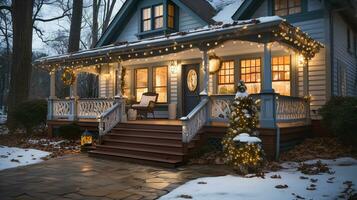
(89, 122, 199, 167)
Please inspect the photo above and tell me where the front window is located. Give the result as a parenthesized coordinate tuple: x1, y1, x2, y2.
(154, 5, 164, 29)
(240, 58, 261, 94)
(218, 61, 235, 94)
(274, 0, 302, 16)
(135, 68, 148, 102)
(272, 56, 291, 96)
(168, 3, 175, 29)
(142, 7, 151, 32)
(153, 66, 168, 103)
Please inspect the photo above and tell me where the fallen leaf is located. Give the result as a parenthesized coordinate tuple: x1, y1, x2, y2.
(197, 182, 207, 184)
(177, 194, 192, 199)
(275, 184, 288, 189)
(270, 174, 281, 179)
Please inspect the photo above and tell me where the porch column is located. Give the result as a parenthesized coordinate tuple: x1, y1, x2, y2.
(262, 43, 274, 93)
(200, 49, 209, 96)
(70, 77, 78, 98)
(115, 62, 123, 98)
(49, 70, 56, 99)
(69, 74, 78, 121)
(259, 43, 276, 129)
(303, 58, 309, 97)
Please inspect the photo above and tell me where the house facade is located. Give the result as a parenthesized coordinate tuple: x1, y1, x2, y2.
(34, 0, 356, 164)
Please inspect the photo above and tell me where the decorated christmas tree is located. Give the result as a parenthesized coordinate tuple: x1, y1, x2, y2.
(222, 80, 265, 174)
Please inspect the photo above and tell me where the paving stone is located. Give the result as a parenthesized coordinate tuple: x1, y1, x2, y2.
(0, 154, 233, 200)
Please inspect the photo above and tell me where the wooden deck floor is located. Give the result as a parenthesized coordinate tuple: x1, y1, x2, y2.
(125, 119, 182, 126)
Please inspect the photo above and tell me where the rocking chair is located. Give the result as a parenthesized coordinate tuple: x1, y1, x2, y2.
(131, 92, 158, 119)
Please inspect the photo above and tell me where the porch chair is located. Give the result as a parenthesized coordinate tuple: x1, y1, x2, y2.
(131, 92, 159, 119)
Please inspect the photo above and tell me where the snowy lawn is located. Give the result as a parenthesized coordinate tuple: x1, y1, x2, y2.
(0, 145, 51, 171)
(159, 158, 357, 200)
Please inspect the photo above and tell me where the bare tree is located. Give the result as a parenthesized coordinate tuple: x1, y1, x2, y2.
(68, 0, 83, 53)
(7, 0, 34, 129)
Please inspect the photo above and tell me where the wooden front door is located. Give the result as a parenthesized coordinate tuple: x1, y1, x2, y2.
(182, 64, 200, 116)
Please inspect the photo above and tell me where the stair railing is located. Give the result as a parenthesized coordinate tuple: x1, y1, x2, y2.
(180, 98, 209, 143)
(98, 98, 125, 142)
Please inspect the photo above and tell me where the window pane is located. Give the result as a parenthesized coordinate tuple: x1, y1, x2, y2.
(154, 67, 167, 103)
(168, 16, 174, 28)
(154, 5, 163, 17)
(136, 68, 148, 87)
(240, 58, 261, 94)
(136, 88, 148, 102)
(155, 87, 167, 103)
(218, 85, 235, 94)
(143, 20, 151, 31)
(168, 4, 175, 16)
(124, 69, 131, 97)
(142, 8, 151, 19)
(155, 17, 163, 29)
(218, 61, 235, 94)
(272, 56, 290, 95)
(275, 0, 301, 16)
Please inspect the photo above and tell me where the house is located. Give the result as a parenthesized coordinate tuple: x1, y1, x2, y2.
(34, 0, 357, 166)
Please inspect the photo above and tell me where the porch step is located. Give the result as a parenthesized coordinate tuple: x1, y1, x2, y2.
(89, 121, 199, 166)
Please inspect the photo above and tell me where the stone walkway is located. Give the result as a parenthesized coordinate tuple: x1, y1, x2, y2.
(0, 154, 233, 200)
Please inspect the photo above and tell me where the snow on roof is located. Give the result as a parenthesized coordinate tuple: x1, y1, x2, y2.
(207, 0, 245, 23)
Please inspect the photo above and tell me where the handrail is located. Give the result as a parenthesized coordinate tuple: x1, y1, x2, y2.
(98, 101, 123, 140)
(180, 98, 209, 143)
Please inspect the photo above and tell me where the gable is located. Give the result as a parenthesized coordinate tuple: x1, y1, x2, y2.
(96, 0, 215, 47)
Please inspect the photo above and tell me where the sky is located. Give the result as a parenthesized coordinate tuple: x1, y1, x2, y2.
(32, 0, 124, 56)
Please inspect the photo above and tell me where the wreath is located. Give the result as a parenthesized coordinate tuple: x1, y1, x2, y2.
(61, 67, 76, 86)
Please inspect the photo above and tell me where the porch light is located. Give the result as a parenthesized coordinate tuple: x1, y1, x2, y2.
(169, 60, 178, 74)
(298, 54, 307, 67)
(81, 130, 93, 150)
(209, 53, 222, 74)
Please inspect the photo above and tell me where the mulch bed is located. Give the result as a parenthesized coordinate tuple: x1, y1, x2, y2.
(280, 137, 356, 162)
(0, 125, 80, 159)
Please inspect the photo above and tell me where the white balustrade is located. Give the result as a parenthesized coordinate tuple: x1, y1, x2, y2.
(52, 99, 72, 119)
(77, 99, 114, 119)
(98, 98, 125, 140)
(276, 95, 310, 123)
(210, 95, 234, 121)
(180, 98, 209, 143)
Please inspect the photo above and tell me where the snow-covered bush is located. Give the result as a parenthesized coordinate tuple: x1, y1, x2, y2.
(319, 97, 357, 145)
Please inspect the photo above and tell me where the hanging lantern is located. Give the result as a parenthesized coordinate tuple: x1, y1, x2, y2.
(81, 130, 93, 150)
(209, 53, 222, 74)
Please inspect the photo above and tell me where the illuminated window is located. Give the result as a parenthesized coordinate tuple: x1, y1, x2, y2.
(142, 7, 151, 31)
(272, 56, 291, 96)
(168, 3, 175, 29)
(135, 68, 148, 102)
(274, 0, 301, 16)
(123, 69, 131, 98)
(153, 66, 168, 103)
(154, 5, 163, 29)
(240, 58, 261, 94)
(218, 61, 235, 94)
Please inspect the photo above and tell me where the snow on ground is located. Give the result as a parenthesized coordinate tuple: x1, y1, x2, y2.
(0, 145, 51, 171)
(159, 158, 357, 200)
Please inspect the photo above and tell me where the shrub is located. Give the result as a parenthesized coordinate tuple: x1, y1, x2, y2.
(58, 123, 82, 140)
(13, 99, 47, 134)
(319, 97, 357, 145)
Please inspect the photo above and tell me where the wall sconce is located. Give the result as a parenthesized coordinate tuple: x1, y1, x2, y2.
(169, 60, 179, 74)
(209, 53, 222, 74)
(298, 54, 307, 67)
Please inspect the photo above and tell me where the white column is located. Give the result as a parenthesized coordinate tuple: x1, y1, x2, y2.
(70, 78, 78, 98)
(200, 50, 209, 96)
(115, 62, 123, 98)
(262, 43, 274, 93)
(49, 70, 56, 99)
(303, 59, 309, 97)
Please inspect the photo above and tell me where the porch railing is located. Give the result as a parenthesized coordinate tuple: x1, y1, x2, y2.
(180, 98, 209, 143)
(208, 94, 311, 125)
(98, 98, 125, 140)
(77, 98, 114, 119)
(51, 99, 72, 119)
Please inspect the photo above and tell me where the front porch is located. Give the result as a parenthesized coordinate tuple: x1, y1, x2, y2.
(38, 17, 322, 164)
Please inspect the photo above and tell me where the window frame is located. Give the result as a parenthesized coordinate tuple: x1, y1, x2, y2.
(167, 3, 175, 29)
(273, 0, 303, 16)
(271, 55, 292, 96)
(153, 66, 168, 103)
(141, 6, 152, 32)
(240, 57, 262, 84)
(134, 68, 149, 102)
(217, 60, 235, 94)
(153, 4, 164, 30)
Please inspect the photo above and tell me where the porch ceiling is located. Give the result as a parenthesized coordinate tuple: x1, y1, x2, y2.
(34, 16, 323, 72)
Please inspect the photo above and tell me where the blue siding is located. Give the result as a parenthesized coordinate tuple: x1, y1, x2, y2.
(179, 8, 206, 32)
(332, 13, 357, 96)
(116, 11, 139, 42)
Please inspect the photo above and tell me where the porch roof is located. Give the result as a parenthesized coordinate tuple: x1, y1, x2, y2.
(34, 16, 323, 72)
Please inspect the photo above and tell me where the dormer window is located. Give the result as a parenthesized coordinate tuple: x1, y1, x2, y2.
(140, 2, 177, 36)
(274, 0, 302, 16)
